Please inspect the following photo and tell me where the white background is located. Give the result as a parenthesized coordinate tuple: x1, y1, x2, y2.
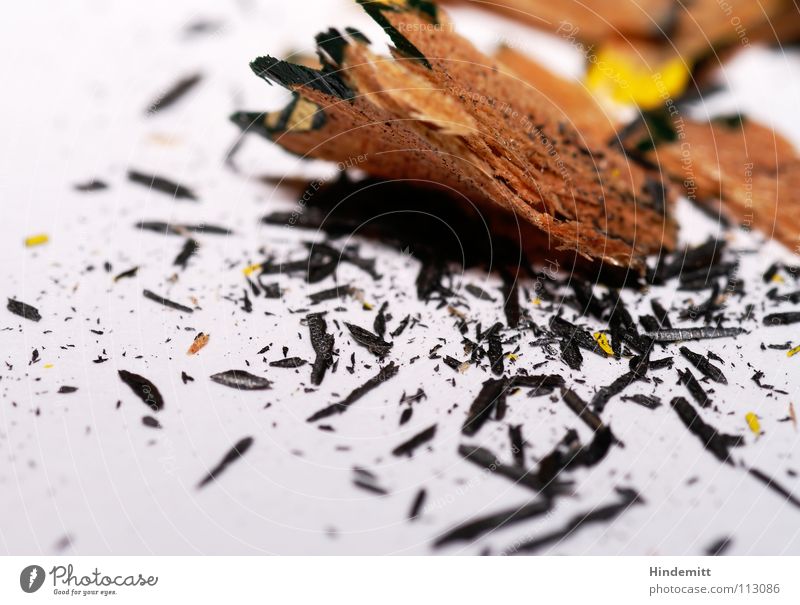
(1, 0, 800, 556)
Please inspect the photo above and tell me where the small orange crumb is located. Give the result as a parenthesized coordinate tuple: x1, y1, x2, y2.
(187, 332, 210, 355)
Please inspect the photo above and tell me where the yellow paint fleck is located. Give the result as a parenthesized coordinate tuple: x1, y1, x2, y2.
(771, 274, 785, 284)
(787, 344, 800, 358)
(25, 234, 49, 247)
(593, 332, 614, 356)
(44, 363, 54, 369)
(362, 302, 374, 311)
(532, 297, 542, 306)
(506, 353, 518, 362)
(745, 412, 761, 437)
(586, 46, 690, 109)
(242, 263, 262, 277)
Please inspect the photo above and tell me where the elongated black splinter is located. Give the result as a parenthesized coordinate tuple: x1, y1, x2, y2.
(506, 487, 643, 554)
(307, 362, 399, 421)
(197, 437, 254, 488)
(670, 397, 743, 463)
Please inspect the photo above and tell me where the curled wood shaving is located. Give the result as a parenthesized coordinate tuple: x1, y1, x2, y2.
(235, 1, 676, 270)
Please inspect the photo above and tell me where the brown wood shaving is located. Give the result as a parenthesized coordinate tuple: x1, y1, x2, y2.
(237, 2, 677, 270)
(448, 0, 792, 62)
(624, 116, 800, 251)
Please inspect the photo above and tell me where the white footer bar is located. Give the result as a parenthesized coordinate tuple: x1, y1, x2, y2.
(1, 556, 798, 604)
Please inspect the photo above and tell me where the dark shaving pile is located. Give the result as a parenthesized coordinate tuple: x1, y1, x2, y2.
(146, 167, 793, 554)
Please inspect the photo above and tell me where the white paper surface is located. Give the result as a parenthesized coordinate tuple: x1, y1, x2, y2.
(1, 0, 799, 555)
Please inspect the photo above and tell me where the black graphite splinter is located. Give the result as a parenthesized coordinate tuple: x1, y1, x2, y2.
(509, 425, 526, 467)
(128, 170, 197, 200)
(561, 389, 609, 436)
(462, 377, 510, 436)
(591, 371, 642, 413)
(458, 444, 572, 495)
(537, 427, 613, 484)
(747, 467, 800, 509)
(143, 289, 194, 313)
(136, 221, 232, 236)
(118, 370, 164, 412)
(307, 312, 334, 386)
(309, 285, 352, 305)
(114, 266, 139, 282)
(146, 72, 203, 114)
(435, 499, 553, 547)
(677, 368, 711, 408)
(307, 362, 399, 421)
(210, 370, 272, 390)
(345, 322, 392, 357)
(680, 347, 727, 384)
(483, 322, 504, 376)
(763, 312, 800, 326)
(173, 238, 199, 269)
(7, 298, 41, 322)
(645, 327, 745, 342)
(374, 301, 389, 337)
(670, 397, 743, 463)
(392, 425, 436, 457)
(269, 357, 307, 368)
(507, 487, 642, 554)
(408, 489, 427, 521)
(197, 437, 254, 489)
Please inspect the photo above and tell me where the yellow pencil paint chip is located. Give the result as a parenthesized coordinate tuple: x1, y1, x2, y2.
(242, 263, 262, 277)
(787, 344, 800, 358)
(362, 302, 374, 310)
(745, 412, 761, 436)
(44, 363, 54, 369)
(506, 353, 518, 362)
(25, 234, 49, 247)
(771, 274, 785, 284)
(532, 297, 542, 306)
(593, 332, 614, 356)
(586, 46, 690, 110)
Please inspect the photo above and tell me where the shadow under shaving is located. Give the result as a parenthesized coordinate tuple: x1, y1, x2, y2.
(261, 175, 639, 299)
